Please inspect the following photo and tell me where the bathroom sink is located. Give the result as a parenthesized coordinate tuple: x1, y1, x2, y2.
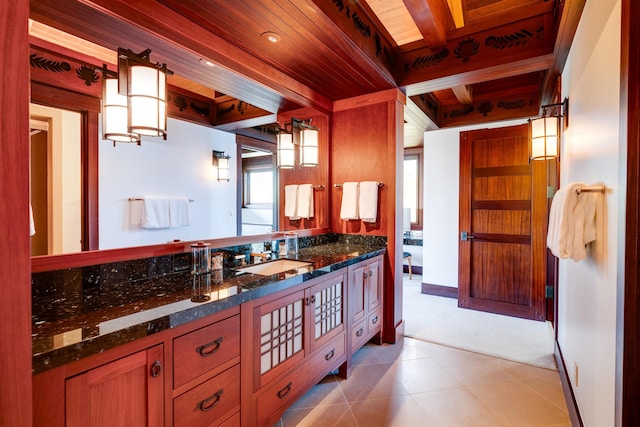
(236, 259, 313, 276)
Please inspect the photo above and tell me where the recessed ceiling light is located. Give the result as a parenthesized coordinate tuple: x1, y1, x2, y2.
(199, 58, 215, 67)
(261, 32, 281, 43)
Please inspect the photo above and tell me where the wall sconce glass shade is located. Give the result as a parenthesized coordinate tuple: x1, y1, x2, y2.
(277, 131, 295, 169)
(102, 74, 140, 144)
(529, 116, 559, 160)
(213, 150, 231, 182)
(299, 127, 319, 167)
(128, 63, 168, 138)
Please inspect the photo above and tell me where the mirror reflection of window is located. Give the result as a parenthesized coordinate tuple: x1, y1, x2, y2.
(30, 104, 82, 256)
(241, 148, 276, 236)
(403, 156, 419, 224)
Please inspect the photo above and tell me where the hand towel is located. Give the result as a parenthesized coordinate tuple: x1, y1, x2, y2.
(340, 182, 359, 220)
(284, 185, 299, 219)
(169, 197, 190, 227)
(29, 203, 36, 236)
(141, 196, 171, 229)
(547, 182, 596, 261)
(359, 181, 379, 223)
(296, 184, 314, 219)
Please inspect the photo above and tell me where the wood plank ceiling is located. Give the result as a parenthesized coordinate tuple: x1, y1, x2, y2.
(28, 0, 585, 143)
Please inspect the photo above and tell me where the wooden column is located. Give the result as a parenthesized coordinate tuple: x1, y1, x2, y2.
(331, 89, 405, 343)
(0, 0, 33, 425)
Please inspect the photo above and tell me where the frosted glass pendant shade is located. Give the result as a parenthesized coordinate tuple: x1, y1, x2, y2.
(529, 116, 559, 160)
(102, 77, 139, 143)
(128, 64, 167, 138)
(277, 132, 295, 169)
(299, 128, 319, 167)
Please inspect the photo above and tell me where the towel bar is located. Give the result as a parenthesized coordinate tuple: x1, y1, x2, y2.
(128, 198, 195, 202)
(576, 185, 605, 194)
(334, 182, 384, 188)
(312, 185, 325, 190)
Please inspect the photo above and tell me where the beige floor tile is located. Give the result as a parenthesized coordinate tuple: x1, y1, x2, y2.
(391, 357, 463, 394)
(281, 403, 358, 427)
(338, 362, 409, 402)
(287, 377, 347, 410)
(519, 376, 569, 411)
(410, 388, 511, 427)
(350, 395, 436, 427)
(430, 346, 518, 386)
(351, 344, 385, 366)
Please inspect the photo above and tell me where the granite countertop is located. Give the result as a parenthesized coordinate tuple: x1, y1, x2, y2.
(31, 243, 386, 374)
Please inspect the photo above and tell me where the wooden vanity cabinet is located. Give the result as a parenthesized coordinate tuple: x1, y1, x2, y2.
(249, 270, 348, 426)
(348, 255, 383, 353)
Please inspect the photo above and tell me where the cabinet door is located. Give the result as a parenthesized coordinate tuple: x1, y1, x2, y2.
(367, 258, 383, 312)
(254, 289, 306, 388)
(350, 264, 367, 324)
(309, 272, 346, 352)
(66, 344, 164, 427)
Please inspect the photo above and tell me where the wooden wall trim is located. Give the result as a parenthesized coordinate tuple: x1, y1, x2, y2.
(621, 0, 640, 425)
(421, 283, 458, 299)
(333, 89, 406, 112)
(555, 343, 584, 426)
(0, 0, 33, 425)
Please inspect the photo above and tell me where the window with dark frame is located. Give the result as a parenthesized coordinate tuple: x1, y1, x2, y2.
(403, 148, 423, 230)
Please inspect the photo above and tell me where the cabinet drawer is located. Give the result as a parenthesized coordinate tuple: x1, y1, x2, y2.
(305, 333, 346, 384)
(173, 364, 240, 427)
(255, 367, 310, 426)
(351, 318, 369, 353)
(369, 309, 382, 336)
(174, 315, 240, 388)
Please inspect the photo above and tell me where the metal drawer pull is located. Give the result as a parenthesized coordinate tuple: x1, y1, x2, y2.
(325, 349, 335, 361)
(372, 316, 378, 325)
(355, 328, 364, 337)
(277, 382, 293, 399)
(197, 337, 223, 357)
(150, 360, 162, 378)
(199, 389, 223, 412)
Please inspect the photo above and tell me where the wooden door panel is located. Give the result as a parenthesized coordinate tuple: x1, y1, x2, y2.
(459, 124, 546, 321)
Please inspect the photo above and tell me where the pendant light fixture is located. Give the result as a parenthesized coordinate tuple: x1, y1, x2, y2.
(276, 118, 320, 168)
(528, 97, 569, 161)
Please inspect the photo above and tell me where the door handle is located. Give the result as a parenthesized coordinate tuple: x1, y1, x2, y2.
(460, 231, 475, 241)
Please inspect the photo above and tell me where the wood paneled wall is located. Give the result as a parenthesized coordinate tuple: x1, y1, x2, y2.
(331, 89, 405, 342)
(278, 108, 330, 232)
(0, 0, 33, 425)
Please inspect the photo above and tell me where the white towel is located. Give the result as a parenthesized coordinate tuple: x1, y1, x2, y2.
(169, 197, 190, 227)
(547, 182, 596, 261)
(359, 181, 379, 223)
(340, 182, 359, 220)
(29, 203, 36, 236)
(141, 196, 171, 229)
(284, 185, 299, 219)
(296, 184, 314, 219)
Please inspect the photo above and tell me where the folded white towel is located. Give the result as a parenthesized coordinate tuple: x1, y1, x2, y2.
(547, 182, 596, 261)
(142, 196, 171, 229)
(29, 203, 36, 236)
(169, 197, 190, 228)
(296, 184, 314, 219)
(359, 181, 379, 223)
(340, 182, 359, 220)
(284, 185, 299, 219)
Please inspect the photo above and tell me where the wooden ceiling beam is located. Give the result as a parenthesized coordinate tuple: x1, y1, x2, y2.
(451, 85, 473, 105)
(403, 0, 455, 47)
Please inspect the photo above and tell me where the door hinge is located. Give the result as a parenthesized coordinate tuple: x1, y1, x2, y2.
(545, 285, 554, 299)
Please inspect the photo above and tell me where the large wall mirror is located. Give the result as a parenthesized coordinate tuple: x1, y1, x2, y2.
(28, 17, 329, 261)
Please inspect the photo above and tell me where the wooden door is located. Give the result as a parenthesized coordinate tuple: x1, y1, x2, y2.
(458, 124, 546, 321)
(65, 344, 164, 427)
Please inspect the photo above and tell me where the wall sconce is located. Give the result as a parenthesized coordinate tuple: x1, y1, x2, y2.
(276, 118, 319, 168)
(100, 48, 173, 145)
(529, 97, 569, 161)
(212, 150, 231, 182)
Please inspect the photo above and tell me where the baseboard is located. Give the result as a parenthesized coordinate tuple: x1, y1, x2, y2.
(421, 282, 458, 299)
(555, 342, 583, 426)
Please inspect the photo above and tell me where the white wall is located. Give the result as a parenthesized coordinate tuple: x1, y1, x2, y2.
(422, 118, 526, 288)
(557, 0, 621, 425)
(99, 117, 237, 249)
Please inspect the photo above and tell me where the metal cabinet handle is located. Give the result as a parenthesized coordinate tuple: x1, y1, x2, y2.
(277, 382, 293, 399)
(150, 360, 162, 378)
(372, 315, 378, 325)
(324, 349, 335, 361)
(197, 337, 223, 357)
(199, 389, 223, 412)
(355, 328, 364, 337)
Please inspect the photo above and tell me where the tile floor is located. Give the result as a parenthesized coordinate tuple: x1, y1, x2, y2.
(274, 338, 571, 426)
